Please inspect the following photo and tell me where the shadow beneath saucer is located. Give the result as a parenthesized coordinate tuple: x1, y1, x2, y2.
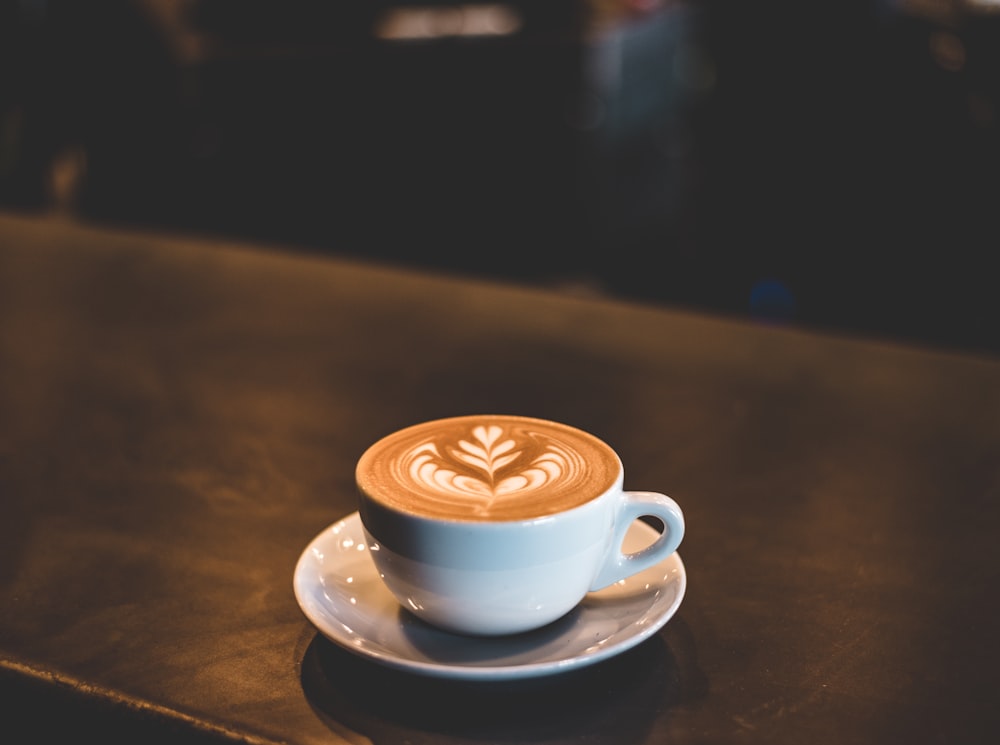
(300, 632, 681, 745)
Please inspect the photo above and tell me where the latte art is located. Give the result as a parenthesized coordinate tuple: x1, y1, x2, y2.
(401, 424, 582, 503)
(357, 415, 620, 521)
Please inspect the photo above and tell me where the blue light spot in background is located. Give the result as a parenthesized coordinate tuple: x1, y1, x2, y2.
(749, 278, 796, 323)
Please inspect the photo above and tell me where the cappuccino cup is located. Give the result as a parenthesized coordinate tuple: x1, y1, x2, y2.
(356, 414, 685, 636)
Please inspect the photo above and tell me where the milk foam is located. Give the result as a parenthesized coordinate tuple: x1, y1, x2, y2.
(358, 416, 620, 521)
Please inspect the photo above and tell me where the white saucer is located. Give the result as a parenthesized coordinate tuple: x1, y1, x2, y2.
(293, 512, 686, 681)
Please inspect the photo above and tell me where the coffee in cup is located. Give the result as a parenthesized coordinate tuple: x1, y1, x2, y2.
(356, 414, 684, 635)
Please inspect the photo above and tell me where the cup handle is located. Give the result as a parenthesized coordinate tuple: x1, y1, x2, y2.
(590, 491, 685, 591)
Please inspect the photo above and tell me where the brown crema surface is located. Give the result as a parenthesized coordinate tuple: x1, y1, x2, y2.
(356, 415, 620, 521)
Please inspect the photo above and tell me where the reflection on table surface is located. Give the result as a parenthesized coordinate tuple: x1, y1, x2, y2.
(1, 212, 999, 744)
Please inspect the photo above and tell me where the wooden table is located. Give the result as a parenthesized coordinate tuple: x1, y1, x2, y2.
(2, 213, 998, 744)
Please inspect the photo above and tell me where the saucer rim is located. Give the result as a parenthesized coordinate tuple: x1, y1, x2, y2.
(293, 512, 686, 681)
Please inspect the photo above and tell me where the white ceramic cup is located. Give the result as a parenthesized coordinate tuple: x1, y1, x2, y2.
(355, 414, 684, 636)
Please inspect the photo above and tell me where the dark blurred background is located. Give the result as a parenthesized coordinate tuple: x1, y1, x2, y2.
(1, 0, 998, 355)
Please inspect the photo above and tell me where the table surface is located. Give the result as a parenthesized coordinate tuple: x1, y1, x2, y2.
(2, 213, 998, 744)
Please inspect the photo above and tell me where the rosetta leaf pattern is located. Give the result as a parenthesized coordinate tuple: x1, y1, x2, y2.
(402, 423, 573, 511)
